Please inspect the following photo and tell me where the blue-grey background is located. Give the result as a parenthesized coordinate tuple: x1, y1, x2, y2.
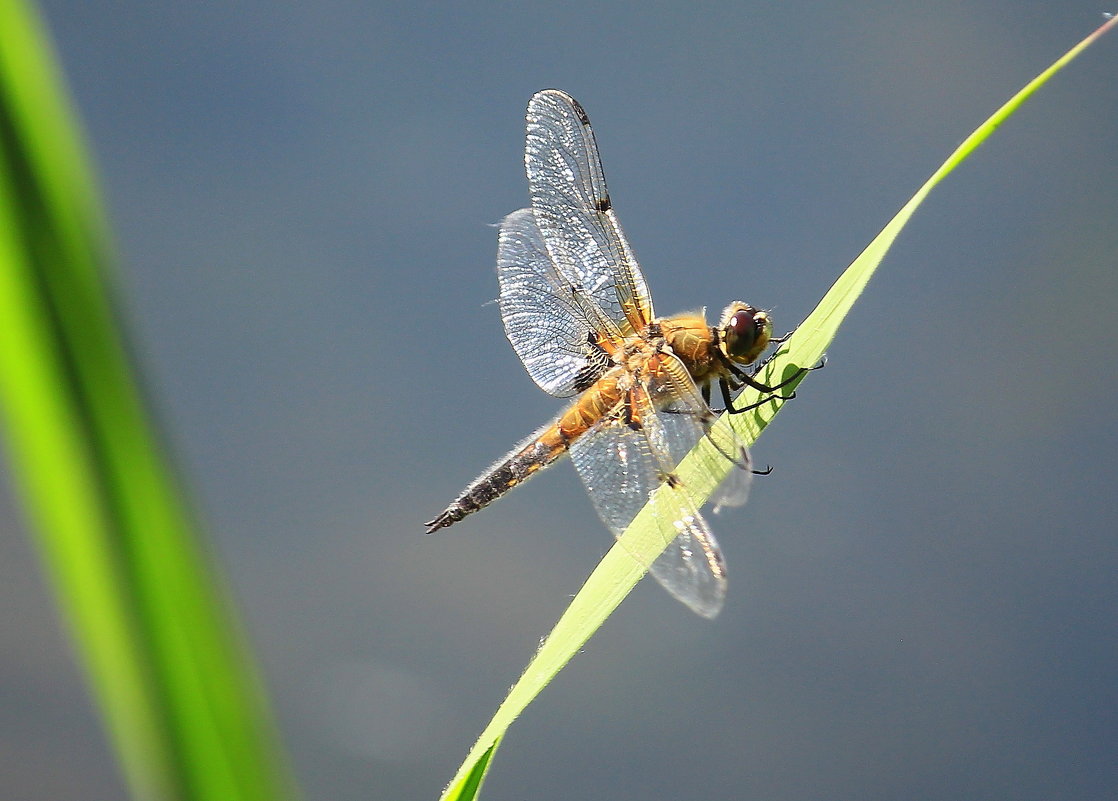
(2, 2, 1116, 799)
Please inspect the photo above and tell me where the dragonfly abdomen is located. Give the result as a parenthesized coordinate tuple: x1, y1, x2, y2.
(425, 373, 626, 534)
(424, 418, 571, 533)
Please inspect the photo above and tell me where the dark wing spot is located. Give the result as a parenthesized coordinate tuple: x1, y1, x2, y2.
(572, 364, 601, 393)
(569, 96, 592, 126)
(572, 332, 612, 392)
(595, 194, 612, 212)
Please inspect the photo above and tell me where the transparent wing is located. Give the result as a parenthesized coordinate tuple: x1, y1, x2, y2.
(569, 362, 750, 618)
(652, 353, 755, 514)
(525, 89, 654, 338)
(497, 208, 615, 397)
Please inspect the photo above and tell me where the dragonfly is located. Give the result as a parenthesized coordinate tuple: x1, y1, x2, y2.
(426, 90, 808, 617)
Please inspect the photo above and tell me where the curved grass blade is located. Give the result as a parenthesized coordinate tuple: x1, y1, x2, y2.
(0, 2, 297, 799)
(439, 16, 1117, 800)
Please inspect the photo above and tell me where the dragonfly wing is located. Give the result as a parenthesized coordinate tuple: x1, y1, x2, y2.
(498, 208, 614, 397)
(525, 89, 654, 337)
(569, 375, 732, 618)
(652, 352, 755, 513)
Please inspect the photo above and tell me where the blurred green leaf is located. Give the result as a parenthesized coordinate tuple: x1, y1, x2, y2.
(0, 2, 297, 799)
(440, 15, 1117, 799)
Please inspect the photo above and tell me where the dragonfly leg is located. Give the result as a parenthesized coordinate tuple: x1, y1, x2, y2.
(719, 377, 797, 415)
(715, 350, 808, 395)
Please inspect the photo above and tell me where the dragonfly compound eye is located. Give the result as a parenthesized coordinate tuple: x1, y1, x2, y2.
(722, 305, 772, 364)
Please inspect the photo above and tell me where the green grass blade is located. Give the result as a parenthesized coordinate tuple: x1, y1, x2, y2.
(0, 2, 297, 799)
(441, 739, 502, 801)
(439, 15, 1117, 800)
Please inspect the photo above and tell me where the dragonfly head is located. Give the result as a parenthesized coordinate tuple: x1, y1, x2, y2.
(718, 302, 772, 365)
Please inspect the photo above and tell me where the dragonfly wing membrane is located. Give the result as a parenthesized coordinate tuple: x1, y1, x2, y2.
(652, 351, 755, 512)
(569, 378, 729, 618)
(647, 509, 727, 620)
(525, 89, 654, 337)
(498, 208, 614, 397)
